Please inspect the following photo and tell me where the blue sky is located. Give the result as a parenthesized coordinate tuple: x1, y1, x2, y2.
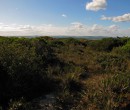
(0, 0, 130, 36)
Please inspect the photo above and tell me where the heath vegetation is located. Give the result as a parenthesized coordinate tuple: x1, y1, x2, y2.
(0, 36, 130, 110)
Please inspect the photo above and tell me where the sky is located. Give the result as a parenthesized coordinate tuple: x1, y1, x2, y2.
(0, 0, 130, 36)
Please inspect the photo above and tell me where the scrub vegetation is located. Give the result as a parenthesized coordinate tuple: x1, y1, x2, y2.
(0, 36, 130, 110)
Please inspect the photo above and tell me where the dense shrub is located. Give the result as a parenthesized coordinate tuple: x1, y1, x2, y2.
(88, 37, 128, 52)
(0, 64, 12, 109)
(97, 53, 127, 73)
(0, 37, 62, 109)
(0, 36, 130, 110)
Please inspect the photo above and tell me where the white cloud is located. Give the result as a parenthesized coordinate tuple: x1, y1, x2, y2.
(108, 25, 119, 31)
(62, 14, 67, 17)
(0, 23, 129, 37)
(18, 25, 33, 31)
(86, 0, 107, 11)
(91, 24, 103, 31)
(101, 13, 130, 22)
(71, 22, 84, 29)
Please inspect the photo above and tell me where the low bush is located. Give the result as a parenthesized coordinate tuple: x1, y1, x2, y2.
(84, 73, 130, 110)
(97, 53, 127, 73)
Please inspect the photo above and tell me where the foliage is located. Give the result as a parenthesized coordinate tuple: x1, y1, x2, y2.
(97, 53, 127, 73)
(88, 37, 128, 52)
(84, 73, 130, 110)
(1, 36, 130, 110)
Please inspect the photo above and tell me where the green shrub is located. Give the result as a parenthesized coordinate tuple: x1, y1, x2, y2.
(97, 53, 127, 73)
(85, 73, 130, 110)
(112, 40, 130, 58)
(88, 37, 127, 52)
(1, 36, 130, 110)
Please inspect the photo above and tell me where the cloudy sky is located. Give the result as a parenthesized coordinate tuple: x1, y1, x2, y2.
(0, 0, 130, 36)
